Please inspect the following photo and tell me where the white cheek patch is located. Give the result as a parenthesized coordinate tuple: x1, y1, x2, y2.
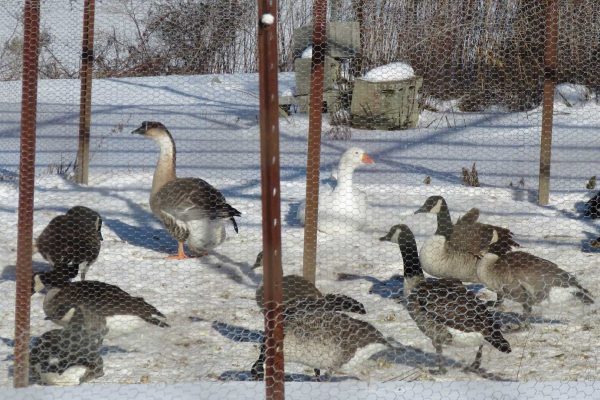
(430, 199, 442, 214)
(490, 229, 499, 244)
(390, 229, 401, 244)
(34, 275, 45, 293)
(61, 308, 76, 323)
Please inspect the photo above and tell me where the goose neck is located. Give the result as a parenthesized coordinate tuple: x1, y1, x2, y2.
(151, 135, 177, 196)
(398, 237, 425, 282)
(435, 207, 454, 239)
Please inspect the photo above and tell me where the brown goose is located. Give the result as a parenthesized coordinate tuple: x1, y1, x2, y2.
(414, 195, 519, 283)
(36, 205, 103, 282)
(380, 224, 511, 374)
(132, 121, 241, 259)
(251, 251, 365, 314)
(476, 247, 594, 318)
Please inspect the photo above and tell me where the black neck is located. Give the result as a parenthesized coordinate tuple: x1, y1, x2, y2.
(397, 235, 424, 280)
(435, 202, 454, 239)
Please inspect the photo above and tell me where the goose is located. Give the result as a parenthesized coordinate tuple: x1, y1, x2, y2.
(476, 246, 594, 318)
(414, 195, 519, 283)
(584, 191, 599, 218)
(297, 147, 374, 234)
(29, 323, 105, 385)
(39, 279, 169, 336)
(252, 251, 366, 314)
(132, 121, 241, 259)
(36, 206, 103, 281)
(380, 224, 511, 374)
(251, 297, 389, 381)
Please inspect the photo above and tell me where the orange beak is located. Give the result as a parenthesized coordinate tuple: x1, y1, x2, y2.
(361, 153, 374, 164)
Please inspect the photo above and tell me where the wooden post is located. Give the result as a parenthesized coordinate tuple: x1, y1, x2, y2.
(257, 2, 285, 399)
(302, 0, 328, 285)
(75, 0, 96, 185)
(14, 0, 41, 387)
(538, 0, 558, 205)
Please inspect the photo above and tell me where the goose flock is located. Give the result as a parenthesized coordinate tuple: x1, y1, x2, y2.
(26, 120, 597, 384)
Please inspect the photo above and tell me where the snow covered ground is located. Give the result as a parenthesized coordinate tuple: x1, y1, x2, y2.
(0, 70, 598, 395)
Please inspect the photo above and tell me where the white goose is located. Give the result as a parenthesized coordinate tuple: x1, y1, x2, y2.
(132, 121, 241, 259)
(297, 147, 374, 234)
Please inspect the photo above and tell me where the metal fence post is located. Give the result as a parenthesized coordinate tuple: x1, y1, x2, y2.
(14, 0, 41, 388)
(538, 0, 558, 205)
(302, 0, 328, 285)
(257, 2, 285, 399)
(75, 0, 96, 185)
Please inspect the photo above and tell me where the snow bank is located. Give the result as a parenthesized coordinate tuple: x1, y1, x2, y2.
(555, 83, 592, 108)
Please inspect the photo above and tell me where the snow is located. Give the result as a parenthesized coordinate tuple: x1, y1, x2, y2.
(555, 83, 593, 109)
(363, 62, 416, 82)
(0, 52, 599, 397)
(301, 46, 313, 59)
(1, 381, 599, 400)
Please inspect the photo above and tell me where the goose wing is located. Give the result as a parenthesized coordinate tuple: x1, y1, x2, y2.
(155, 178, 241, 228)
(450, 208, 519, 257)
(407, 279, 496, 334)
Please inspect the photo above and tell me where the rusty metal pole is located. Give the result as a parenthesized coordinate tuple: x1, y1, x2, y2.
(302, 0, 328, 285)
(257, 2, 285, 399)
(538, 0, 558, 205)
(14, 0, 41, 388)
(75, 0, 96, 185)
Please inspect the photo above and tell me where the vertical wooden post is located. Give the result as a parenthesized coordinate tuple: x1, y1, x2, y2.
(538, 0, 558, 205)
(257, 2, 285, 399)
(302, 0, 328, 285)
(14, 0, 41, 388)
(75, 0, 96, 185)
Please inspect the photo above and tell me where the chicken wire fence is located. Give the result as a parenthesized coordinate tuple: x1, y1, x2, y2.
(1, 0, 599, 398)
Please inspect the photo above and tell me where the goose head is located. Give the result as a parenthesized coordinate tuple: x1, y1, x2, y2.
(414, 195, 447, 214)
(338, 147, 374, 171)
(66, 206, 103, 241)
(131, 121, 171, 139)
(43, 287, 76, 326)
(252, 251, 263, 270)
(379, 224, 413, 246)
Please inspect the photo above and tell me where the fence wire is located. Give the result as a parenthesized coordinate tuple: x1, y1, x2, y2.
(0, 0, 598, 398)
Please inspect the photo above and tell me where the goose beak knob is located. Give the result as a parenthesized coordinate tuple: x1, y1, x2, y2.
(361, 153, 374, 164)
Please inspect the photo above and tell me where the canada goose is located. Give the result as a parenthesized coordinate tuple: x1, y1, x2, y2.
(297, 147, 374, 234)
(414, 195, 519, 283)
(251, 297, 389, 380)
(252, 251, 366, 314)
(380, 224, 511, 373)
(476, 248, 594, 318)
(29, 323, 105, 385)
(132, 121, 241, 259)
(40, 279, 169, 335)
(584, 191, 600, 218)
(36, 206, 103, 281)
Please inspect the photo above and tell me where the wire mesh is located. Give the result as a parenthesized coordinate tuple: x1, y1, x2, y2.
(0, 0, 598, 398)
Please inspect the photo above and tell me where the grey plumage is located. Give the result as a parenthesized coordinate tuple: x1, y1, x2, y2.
(380, 224, 511, 374)
(252, 297, 389, 380)
(476, 250, 594, 317)
(36, 206, 103, 282)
